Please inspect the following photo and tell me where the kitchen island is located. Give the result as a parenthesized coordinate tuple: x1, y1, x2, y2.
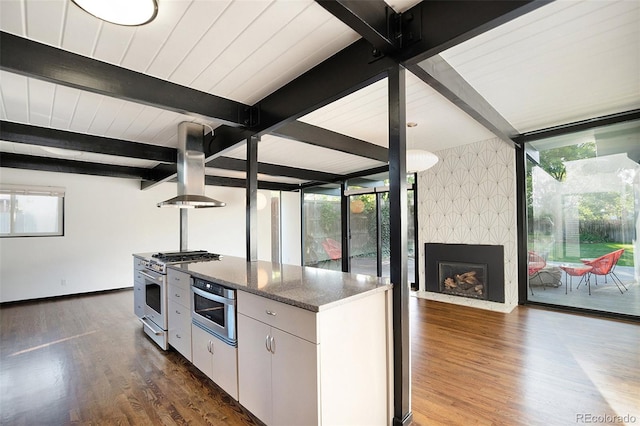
(169, 255, 393, 426)
(177, 255, 391, 311)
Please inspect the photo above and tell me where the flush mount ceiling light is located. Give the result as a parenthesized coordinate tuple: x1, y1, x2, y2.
(41, 146, 84, 157)
(71, 0, 158, 26)
(407, 149, 439, 172)
(406, 122, 439, 172)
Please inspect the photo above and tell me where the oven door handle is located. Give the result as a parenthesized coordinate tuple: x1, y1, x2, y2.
(192, 286, 235, 305)
(140, 271, 161, 282)
(140, 316, 164, 335)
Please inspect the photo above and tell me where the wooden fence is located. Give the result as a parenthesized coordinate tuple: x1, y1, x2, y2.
(580, 219, 636, 243)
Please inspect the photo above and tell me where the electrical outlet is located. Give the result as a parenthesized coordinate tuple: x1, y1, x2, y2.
(61, 279, 66, 286)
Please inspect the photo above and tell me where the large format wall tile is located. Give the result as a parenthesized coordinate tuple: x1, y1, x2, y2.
(417, 137, 518, 312)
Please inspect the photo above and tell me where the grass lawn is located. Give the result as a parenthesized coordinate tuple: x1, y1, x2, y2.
(548, 243, 635, 267)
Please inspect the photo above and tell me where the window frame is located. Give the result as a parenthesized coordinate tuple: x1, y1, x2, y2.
(0, 184, 65, 238)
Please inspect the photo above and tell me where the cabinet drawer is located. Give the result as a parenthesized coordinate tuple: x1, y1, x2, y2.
(169, 299, 191, 329)
(169, 282, 190, 305)
(238, 291, 317, 343)
(167, 268, 191, 290)
(168, 300, 192, 360)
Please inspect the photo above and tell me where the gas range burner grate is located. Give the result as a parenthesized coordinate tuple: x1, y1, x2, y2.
(152, 250, 220, 263)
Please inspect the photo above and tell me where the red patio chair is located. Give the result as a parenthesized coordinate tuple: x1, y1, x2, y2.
(580, 249, 627, 295)
(528, 251, 546, 295)
(321, 238, 342, 261)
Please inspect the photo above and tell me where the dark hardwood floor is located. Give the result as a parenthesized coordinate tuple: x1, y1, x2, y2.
(1, 290, 638, 425)
(0, 290, 258, 425)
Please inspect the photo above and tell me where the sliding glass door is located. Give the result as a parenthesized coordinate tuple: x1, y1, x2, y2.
(526, 120, 639, 317)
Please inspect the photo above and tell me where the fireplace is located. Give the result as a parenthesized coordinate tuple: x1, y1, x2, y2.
(425, 243, 505, 303)
(439, 261, 487, 299)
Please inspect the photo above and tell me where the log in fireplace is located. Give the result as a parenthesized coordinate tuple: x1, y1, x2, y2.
(425, 243, 505, 303)
(439, 261, 487, 299)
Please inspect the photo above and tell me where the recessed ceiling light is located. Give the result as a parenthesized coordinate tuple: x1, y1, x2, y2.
(71, 0, 158, 26)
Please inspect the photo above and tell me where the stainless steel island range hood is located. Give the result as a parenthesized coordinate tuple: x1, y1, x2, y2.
(157, 122, 225, 209)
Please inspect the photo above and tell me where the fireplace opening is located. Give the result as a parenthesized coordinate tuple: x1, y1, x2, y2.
(425, 243, 505, 303)
(439, 262, 487, 300)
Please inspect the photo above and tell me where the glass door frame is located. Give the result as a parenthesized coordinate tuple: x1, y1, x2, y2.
(516, 112, 639, 320)
(343, 178, 418, 287)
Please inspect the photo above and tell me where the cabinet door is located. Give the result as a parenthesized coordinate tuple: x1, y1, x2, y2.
(271, 328, 319, 426)
(191, 323, 213, 380)
(211, 336, 238, 401)
(237, 313, 272, 425)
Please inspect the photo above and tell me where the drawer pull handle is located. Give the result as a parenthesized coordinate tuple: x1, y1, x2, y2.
(266, 310, 277, 316)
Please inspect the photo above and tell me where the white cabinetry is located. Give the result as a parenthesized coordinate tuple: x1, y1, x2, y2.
(191, 323, 239, 400)
(133, 257, 145, 318)
(167, 268, 192, 361)
(237, 290, 388, 426)
(237, 312, 318, 425)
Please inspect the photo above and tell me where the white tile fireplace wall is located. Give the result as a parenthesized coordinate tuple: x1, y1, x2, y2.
(416, 137, 518, 312)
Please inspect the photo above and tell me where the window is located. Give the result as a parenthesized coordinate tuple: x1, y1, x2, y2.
(302, 187, 341, 269)
(303, 172, 418, 289)
(0, 185, 65, 237)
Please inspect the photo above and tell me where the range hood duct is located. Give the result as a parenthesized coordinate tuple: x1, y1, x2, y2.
(157, 122, 225, 208)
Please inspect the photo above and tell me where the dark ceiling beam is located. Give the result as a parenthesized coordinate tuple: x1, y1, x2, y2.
(140, 163, 180, 190)
(514, 109, 640, 144)
(0, 121, 177, 163)
(0, 31, 254, 127)
(316, 0, 400, 55)
(206, 156, 342, 183)
(273, 121, 388, 163)
(140, 162, 302, 191)
(0, 152, 151, 180)
(205, 175, 299, 192)
(407, 58, 520, 146)
(397, 0, 550, 65)
(317, 1, 545, 148)
(205, 125, 253, 158)
(141, 126, 253, 190)
(255, 38, 397, 135)
(300, 164, 390, 189)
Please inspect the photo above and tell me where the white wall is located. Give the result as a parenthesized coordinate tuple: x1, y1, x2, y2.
(281, 191, 302, 265)
(415, 137, 519, 312)
(0, 168, 274, 302)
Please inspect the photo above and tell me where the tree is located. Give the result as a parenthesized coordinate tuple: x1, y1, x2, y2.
(538, 142, 596, 181)
(526, 142, 597, 225)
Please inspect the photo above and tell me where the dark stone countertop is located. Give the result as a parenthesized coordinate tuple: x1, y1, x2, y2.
(166, 255, 391, 312)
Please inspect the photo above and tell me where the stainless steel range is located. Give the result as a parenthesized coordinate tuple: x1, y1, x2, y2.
(134, 250, 220, 350)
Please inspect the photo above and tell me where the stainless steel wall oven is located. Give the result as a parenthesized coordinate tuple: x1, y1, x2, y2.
(191, 278, 237, 346)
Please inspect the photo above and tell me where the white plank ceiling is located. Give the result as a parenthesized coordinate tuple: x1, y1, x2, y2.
(437, 0, 640, 133)
(0, 0, 638, 184)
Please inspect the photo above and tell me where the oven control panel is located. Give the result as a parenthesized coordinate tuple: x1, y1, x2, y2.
(193, 278, 235, 299)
